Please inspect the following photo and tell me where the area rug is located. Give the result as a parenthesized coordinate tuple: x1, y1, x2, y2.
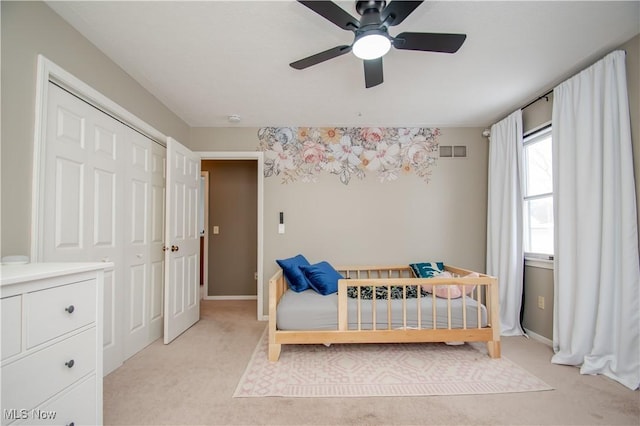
(234, 330, 553, 398)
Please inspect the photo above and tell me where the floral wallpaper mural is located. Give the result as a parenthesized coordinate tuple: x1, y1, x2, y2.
(257, 127, 441, 185)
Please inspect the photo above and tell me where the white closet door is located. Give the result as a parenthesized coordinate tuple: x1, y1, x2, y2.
(122, 131, 167, 357)
(40, 82, 166, 374)
(43, 83, 125, 375)
(164, 137, 200, 344)
(123, 130, 151, 359)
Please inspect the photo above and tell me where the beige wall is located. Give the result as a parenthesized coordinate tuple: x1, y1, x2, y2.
(191, 127, 489, 314)
(522, 93, 553, 133)
(0, 1, 190, 256)
(626, 35, 640, 241)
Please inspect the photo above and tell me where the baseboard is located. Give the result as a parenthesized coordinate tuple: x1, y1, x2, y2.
(524, 328, 553, 346)
(203, 295, 258, 301)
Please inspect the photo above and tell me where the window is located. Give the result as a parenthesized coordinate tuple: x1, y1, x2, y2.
(523, 126, 553, 256)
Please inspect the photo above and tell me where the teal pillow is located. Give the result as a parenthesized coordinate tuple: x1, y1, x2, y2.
(409, 262, 445, 278)
(299, 261, 343, 295)
(276, 254, 312, 292)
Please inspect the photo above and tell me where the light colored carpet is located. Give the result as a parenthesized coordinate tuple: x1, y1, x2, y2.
(104, 300, 640, 425)
(235, 330, 552, 397)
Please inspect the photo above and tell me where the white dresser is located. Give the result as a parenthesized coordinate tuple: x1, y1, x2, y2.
(1, 263, 111, 426)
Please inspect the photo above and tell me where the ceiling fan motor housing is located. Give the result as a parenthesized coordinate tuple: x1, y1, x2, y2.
(356, 0, 386, 16)
(356, 0, 387, 29)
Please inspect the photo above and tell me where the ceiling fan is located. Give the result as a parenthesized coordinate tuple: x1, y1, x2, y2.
(290, 0, 467, 88)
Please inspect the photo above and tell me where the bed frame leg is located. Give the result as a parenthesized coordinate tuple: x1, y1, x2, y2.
(487, 340, 501, 358)
(269, 344, 281, 362)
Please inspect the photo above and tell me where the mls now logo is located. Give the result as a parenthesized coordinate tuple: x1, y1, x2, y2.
(4, 409, 57, 421)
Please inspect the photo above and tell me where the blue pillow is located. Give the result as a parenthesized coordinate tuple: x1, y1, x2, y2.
(409, 262, 445, 278)
(299, 261, 344, 296)
(276, 254, 312, 292)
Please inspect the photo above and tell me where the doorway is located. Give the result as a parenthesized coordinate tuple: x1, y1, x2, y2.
(197, 153, 264, 319)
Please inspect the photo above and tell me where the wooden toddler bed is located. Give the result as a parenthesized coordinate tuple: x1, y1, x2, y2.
(268, 264, 501, 361)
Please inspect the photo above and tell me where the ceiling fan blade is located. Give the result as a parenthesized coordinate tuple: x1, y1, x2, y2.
(393, 32, 467, 53)
(381, 1, 423, 27)
(290, 45, 352, 70)
(298, 1, 360, 31)
(363, 57, 384, 88)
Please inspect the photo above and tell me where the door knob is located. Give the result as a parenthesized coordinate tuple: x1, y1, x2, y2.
(171, 245, 179, 252)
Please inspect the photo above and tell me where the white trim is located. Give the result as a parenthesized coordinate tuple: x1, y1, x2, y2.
(196, 151, 265, 322)
(204, 295, 258, 301)
(524, 257, 554, 270)
(524, 328, 553, 347)
(45, 59, 166, 144)
(30, 55, 168, 262)
(200, 171, 210, 297)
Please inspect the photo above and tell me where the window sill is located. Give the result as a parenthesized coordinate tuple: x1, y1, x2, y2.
(524, 257, 554, 270)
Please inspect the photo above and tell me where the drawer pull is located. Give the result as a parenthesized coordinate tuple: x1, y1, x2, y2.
(67, 423, 75, 426)
(65, 305, 75, 314)
(65, 359, 75, 368)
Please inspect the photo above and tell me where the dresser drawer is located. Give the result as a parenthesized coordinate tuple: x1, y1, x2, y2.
(1, 295, 22, 361)
(1, 328, 96, 417)
(25, 279, 96, 349)
(11, 375, 98, 426)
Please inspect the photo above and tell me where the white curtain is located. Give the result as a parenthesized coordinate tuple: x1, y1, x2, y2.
(551, 50, 640, 390)
(487, 110, 525, 336)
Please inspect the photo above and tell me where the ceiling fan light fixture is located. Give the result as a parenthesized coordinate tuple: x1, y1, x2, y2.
(352, 31, 391, 60)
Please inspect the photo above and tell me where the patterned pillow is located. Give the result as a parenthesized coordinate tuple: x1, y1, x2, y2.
(347, 285, 428, 300)
(409, 262, 445, 278)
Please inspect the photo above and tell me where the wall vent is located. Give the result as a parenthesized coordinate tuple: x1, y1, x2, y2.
(439, 145, 467, 158)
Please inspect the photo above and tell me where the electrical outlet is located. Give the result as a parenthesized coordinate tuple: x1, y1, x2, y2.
(537, 296, 545, 310)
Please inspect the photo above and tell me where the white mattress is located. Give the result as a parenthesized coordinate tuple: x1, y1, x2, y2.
(276, 289, 488, 330)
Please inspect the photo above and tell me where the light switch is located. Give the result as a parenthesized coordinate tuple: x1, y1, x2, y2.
(213, 226, 219, 235)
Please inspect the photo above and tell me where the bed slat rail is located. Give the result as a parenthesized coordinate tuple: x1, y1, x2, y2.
(269, 265, 500, 362)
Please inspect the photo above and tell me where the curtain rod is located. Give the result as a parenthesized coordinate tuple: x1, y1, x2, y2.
(485, 88, 554, 137)
(521, 89, 553, 110)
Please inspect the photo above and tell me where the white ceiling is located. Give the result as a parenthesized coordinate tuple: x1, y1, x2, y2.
(47, 1, 640, 128)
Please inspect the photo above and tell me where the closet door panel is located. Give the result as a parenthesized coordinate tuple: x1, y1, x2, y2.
(54, 158, 84, 250)
(84, 99, 125, 377)
(92, 125, 117, 250)
(44, 90, 88, 261)
(93, 168, 116, 248)
(42, 83, 125, 376)
(123, 131, 154, 359)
